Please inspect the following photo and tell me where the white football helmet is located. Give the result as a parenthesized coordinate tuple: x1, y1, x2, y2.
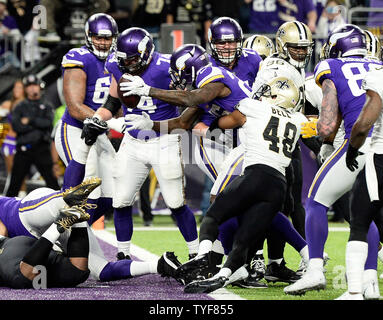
(243, 35, 275, 59)
(364, 30, 382, 60)
(256, 77, 300, 111)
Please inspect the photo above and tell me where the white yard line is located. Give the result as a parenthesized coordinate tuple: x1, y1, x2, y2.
(92, 229, 245, 300)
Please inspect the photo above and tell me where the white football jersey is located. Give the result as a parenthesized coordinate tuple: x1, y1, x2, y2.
(252, 56, 305, 94)
(237, 98, 307, 175)
(305, 75, 345, 149)
(362, 67, 383, 154)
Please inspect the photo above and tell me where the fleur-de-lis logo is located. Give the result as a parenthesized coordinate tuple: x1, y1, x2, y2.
(276, 80, 290, 90)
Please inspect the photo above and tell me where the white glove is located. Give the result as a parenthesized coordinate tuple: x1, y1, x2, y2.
(124, 112, 153, 131)
(318, 143, 335, 164)
(119, 74, 151, 97)
(106, 117, 126, 133)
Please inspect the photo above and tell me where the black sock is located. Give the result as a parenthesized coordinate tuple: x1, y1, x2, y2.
(22, 237, 53, 266)
(67, 228, 89, 258)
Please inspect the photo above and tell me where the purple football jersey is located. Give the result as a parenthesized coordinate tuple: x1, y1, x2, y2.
(106, 51, 179, 139)
(61, 46, 111, 128)
(248, 0, 280, 33)
(0, 197, 30, 238)
(196, 64, 253, 125)
(210, 48, 262, 88)
(315, 57, 383, 138)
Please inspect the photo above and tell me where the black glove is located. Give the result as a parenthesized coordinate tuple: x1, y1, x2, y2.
(81, 117, 108, 146)
(345, 143, 364, 172)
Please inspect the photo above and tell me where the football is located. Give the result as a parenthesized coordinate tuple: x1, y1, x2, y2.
(117, 74, 141, 108)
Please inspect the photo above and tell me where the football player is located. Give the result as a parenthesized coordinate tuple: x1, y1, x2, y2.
(0, 178, 179, 283)
(80, 28, 199, 261)
(54, 13, 118, 229)
(121, 44, 310, 286)
(284, 24, 383, 298)
(178, 77, 308, 294)
(337, 66, 383, 300)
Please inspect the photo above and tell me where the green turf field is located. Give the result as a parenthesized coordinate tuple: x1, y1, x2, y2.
(104, 215, 383, 300)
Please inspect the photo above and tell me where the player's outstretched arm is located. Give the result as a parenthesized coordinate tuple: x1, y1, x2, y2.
(217, 110, 246, 129)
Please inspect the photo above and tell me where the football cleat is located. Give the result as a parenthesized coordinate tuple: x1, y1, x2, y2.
(296, 258, 308, 276)
(335, 292, 364, 300)
(363, 279, 380, 300)
(157, 252, 182, 280)
(184, 276, 228, 294)
(176, 253, 209, 275)
(249, 254, 266, 278)
(223, 266, 248, 287)
(55, 205, 90, 233)
(62, 177, 102, 207)
(284, 268, 326, 295)
(265, 260, 301, 284)
(116, 252, 132, 261)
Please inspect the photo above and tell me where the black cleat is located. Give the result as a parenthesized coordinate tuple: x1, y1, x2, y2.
(116, 252, 132, 261)
(264, 259, 301, 284)
(62, 177, 102, 207)
(232, 276, 268, 289)
(184, 276, 228, 294)
(175, 253, 210, 285)
(157, 252, 182, 280)
(55, 205, 90, 233)
(189, 253, 197, 260)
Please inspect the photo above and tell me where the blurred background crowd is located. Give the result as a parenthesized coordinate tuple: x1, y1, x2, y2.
(0, 0, 381, 222)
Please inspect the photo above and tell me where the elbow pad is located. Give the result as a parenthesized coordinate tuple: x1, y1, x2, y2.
(103, 95, 122, 116)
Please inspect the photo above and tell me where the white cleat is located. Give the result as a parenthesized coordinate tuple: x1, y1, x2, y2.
(363, 279, 381, 300)
(296, 258, 307, 276)
(224, 266, 248, 287)
(335, 292, 364, 300)
(284, 268, 326, 296)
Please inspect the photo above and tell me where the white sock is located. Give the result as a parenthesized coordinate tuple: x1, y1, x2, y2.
(308, 258, 323, 271)
(42, 224, 62, 244)
(186, 239, 199, 255)
(299, 245, 309, 264)
(72, 221, 88, 228)
(256, 249, 263, 256)
(214, 267, 232, 279)
(198, 239, 213, 257)
(268, 258, 283, 265)
(211, 239, 225, 255)
(117, 241, 131, 256)
(130, 261, 158, 276)
(346, 241, 368, 294)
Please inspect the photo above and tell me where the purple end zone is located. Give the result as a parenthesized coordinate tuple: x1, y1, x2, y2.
(0, 237, 213, 300)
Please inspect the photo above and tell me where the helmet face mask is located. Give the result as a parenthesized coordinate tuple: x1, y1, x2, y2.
(276, 21, 313, 68)
(116, 28, 155, 75)
(243, 35, 275, 59)
(85, 13, 118, 60)
(208, 17, 243, 66)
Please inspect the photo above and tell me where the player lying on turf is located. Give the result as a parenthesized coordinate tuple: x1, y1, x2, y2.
(0, 178, 179, 285)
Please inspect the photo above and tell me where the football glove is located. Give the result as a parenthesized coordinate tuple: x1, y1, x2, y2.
(106, 117, 126, 134)
(318, 143, 335, 164)
(345, 144, 363, 172)
(119, 74, 151, 97)
(301, 118, 318, 138)
(123, 112, 153, 131)
(81, 117, 108, 146)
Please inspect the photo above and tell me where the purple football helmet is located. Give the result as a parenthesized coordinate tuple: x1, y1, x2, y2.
(115, 27, 155, 75)
(169, 44, 211, 89)
(325, 24, 367, 58)
(85, 13, 118, 60)
(208, 17, 243, 66)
